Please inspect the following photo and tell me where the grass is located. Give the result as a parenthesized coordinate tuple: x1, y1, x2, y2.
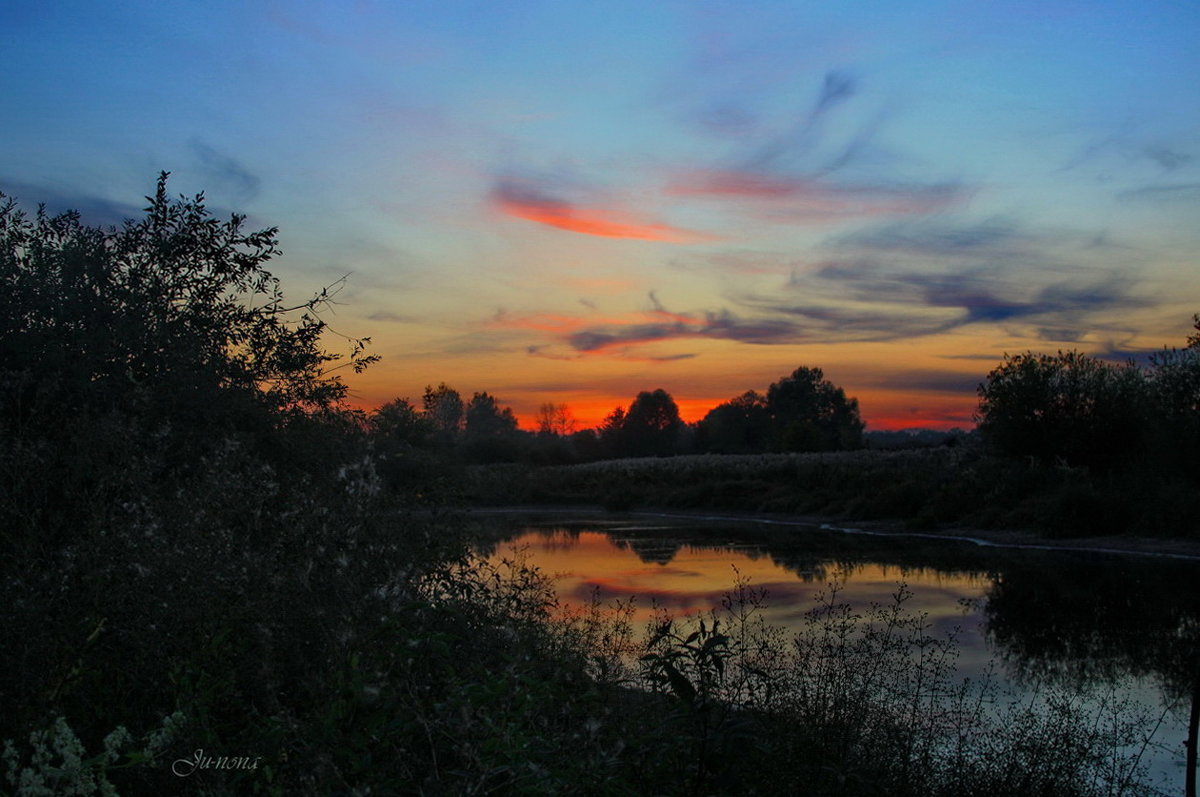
(462, 444, 1200, 539)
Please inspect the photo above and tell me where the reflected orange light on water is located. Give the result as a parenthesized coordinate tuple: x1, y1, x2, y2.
(490, 529, 992, 634)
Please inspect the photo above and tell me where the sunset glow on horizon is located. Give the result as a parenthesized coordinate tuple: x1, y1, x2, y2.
(4, 1, 1198, 431)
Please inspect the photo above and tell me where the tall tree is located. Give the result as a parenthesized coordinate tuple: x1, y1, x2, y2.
(371, 397, 431, 447)
(0, 172, 377, 433)
(766, 367, 864, 452)
(422, 383, 464, 444)
(976, 351, 1145, 470)
(0, 175, 378, 551)
(535, 402, 577, 437)
(1147, 316, 1200, 475)
(622, 389, 683, 457)
(697, 390, 770, 453)
(465, 392, 518, 437)
(598, 406, 628, 458)
(462, 391, 520, 463)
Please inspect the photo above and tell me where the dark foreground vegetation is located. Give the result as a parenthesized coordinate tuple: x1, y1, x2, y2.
(0, 179, 1181, 794)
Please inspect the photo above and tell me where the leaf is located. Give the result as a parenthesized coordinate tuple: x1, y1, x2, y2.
(662, 661, 696, 705)
(646, 621, 673, 650)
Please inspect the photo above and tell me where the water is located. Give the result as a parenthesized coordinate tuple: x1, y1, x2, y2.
(477, 511, 1200, 794)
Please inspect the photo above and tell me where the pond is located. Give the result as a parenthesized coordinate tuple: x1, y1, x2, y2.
(476, 510, 1200, 795)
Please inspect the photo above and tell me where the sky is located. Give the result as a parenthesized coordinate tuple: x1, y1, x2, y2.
(3, 0, 1199, 430)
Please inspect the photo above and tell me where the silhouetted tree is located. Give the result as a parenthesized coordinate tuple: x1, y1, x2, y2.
(766, 367, 864, 452)
(697, 390, 770, 453)
(535, 402, 577, 437)
(461, 391, 521, 462)
(622, 389, 683, 457)
(422, 383, 464, 445)
(1147, 317, 1200, 476)
(598, 406, 628, 458)
(0, 173, 376, 436)
(976, 351, 1145, 470)
(465, 392, 518, 437)
(0, 175, 378, 551)
(371, 397, 431, 447)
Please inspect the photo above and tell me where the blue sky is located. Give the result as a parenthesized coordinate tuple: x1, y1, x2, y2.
(4, 0, 1198, 427)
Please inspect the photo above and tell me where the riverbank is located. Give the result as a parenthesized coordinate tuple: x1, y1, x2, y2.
(461, 446, 1200, 542)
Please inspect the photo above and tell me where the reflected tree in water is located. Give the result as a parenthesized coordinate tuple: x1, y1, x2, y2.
(984, 557, 1200, 795)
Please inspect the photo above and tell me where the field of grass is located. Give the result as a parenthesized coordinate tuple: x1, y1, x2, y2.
(463, 444, 1200, 539)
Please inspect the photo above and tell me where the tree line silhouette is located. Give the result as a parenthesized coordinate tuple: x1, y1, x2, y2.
(368, 366, 867, 465)
(977, 337, 1200, 475)
(367, 323, 1200, 482)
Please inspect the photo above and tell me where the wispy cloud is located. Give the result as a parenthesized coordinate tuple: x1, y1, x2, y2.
(760, 261, 1149, 341)
(366, 310, 413, 323)
(0, 178, 142, 227)
(659, 67, 967, 226)
(668, 169, 964, 221)
(748, 70, 858, 169)
(493, 293, 808, 359)
(559, 301, 806, 354)
(491, 177, 711, 242)
(1116, 183, 1200, 204)
(491, 215, 1153, 360)
(189, 139, 261, 203)
(527, 343, 698, 363)
(1061, 122, 1195, 174)
(732, 294, 962, 342)
(861, 368, 983, 395)
(1143, 145, 1192, 171)
(670, 250, 806, 277)
(832, 218, 1031, 257)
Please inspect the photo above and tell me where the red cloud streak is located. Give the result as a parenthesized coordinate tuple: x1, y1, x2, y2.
(494, 192, 709, 242)
(668, 169, 964, 218)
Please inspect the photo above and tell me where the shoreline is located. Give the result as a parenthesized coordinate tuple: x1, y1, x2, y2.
(462, 504, 1200, 562)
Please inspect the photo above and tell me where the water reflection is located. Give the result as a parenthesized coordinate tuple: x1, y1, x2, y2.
(984, 555, 1200, 795)
(478, 514, 1200, 791)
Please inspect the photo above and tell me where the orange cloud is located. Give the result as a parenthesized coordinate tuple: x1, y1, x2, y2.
(501, 202, 698, 241)
(492, 178, 711, 242)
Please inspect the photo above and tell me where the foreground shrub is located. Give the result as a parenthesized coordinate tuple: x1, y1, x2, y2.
(627, 578, 1162, 796)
